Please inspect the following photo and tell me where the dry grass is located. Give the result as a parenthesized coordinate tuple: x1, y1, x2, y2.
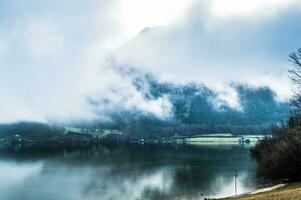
(221, 183, 301, 200)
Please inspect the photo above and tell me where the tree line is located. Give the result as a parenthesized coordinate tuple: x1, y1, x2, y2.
(251, 48, 301, 181)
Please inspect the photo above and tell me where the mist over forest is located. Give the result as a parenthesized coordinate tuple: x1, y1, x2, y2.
(0, 69, 289, 137)
(86, 70, 289, 136)
(1, 0, 298, 137)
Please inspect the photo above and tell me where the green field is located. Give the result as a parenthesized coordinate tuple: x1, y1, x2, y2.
(186, 135, 266, 145)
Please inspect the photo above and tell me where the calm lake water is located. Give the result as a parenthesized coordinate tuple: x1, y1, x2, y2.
(0, 144, 265, 200)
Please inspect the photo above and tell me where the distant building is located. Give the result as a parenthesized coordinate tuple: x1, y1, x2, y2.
(64, 127, 83, 134)
(102, 130, 122, 135)
(201, 133, 233, 137)
(170, 133, 186, 142)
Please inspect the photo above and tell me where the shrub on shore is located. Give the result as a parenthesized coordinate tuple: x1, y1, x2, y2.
(251, 120, 301, 181)
(251, 49, 301, 182)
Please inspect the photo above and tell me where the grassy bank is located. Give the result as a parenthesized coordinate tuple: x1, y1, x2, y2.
(186, 135, 265, 144)
(221, 182, 301, 200)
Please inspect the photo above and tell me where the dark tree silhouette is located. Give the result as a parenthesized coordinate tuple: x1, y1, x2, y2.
(250, 48, 301, 181)
(289, 48, 301, 113)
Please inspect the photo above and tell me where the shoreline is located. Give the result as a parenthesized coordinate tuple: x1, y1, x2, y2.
(218, 183, 286, 199)
(249, 183, 286, 194)
(217, 182, 301, 200)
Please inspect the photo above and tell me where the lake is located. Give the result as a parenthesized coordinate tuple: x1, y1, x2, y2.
(0, 144, 266, 200)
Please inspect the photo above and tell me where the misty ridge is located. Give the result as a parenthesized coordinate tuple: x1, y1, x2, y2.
(2, 0, 300, 124)
(84, 68, 290, 136)
(0, 0, 298, 137)
(0, 67, 289, 137)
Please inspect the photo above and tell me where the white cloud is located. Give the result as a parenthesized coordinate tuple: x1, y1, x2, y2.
(119, 0, 195, 38)
(23, 20, 65, 58)
(0, 40, 7, 61)
(214, 86, 242, 111)
(114, 1, 301, 101)
(212, 0, 299, 18)
(0, 0, 299, 123)
(0, 0, 173, 123)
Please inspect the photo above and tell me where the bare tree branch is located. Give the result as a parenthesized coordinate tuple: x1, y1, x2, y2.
(289, 48, 301, 114)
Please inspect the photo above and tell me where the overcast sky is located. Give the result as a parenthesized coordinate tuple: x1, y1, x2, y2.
(0, 0, 300, 123)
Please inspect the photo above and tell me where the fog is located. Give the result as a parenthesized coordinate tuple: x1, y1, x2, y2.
(0, 0, 300, 123)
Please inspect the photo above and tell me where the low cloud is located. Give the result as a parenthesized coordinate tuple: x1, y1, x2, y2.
(0, 0, 172, 124)
(114, 1, 301, 101)
(0, 0, 299, 124)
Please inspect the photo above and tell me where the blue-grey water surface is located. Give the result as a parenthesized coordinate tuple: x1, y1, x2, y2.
(0, 144, 264, 200)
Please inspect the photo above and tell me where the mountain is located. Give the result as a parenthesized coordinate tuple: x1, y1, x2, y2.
(85, 70, 290, 137)
(0, 69, 290, 138)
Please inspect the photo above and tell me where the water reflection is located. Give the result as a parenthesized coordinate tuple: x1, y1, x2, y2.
(0, 144, 263, 200)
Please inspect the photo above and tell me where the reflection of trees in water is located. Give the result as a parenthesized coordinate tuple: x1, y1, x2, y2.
(0, 144, 257, 200)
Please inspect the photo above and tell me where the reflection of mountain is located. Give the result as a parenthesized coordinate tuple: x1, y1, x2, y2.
(0, 144, 261, 199)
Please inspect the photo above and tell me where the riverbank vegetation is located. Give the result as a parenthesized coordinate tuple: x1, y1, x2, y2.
(251, 49, 301, 182)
